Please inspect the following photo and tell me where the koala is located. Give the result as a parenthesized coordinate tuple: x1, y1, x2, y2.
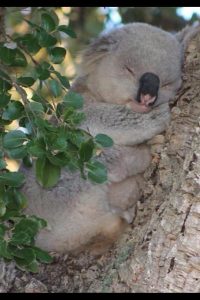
(21, 22, 200, 255)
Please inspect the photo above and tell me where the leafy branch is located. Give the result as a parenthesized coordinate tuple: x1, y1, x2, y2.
(0, 8, 113, 272)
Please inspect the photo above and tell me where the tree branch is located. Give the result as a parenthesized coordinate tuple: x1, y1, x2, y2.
(0, 7, 5, 42)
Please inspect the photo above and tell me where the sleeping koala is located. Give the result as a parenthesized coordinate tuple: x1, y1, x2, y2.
(21, 22, 199, 254)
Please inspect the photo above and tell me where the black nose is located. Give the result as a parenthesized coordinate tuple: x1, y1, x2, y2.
(136, 73, 160, 104)
(140, 72, 160, 96)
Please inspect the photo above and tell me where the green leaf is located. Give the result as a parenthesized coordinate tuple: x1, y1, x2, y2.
(17, 77, 36, 87)
(3, 130, 27, 149)
(31, 94, 50, 112)
(79, 139, 94, 162)
(25, 19, 40, 29)
(35, 158, 61, 188)
(48, 47, 66, 64)
(29, 215, 47, 230)
(11, 247, 35, 262)
(27, 140, 46, 158)
(15, 34, 41, 55)
(12, 49, 27, 67)
(34, 117, 56, 132)
(0, 78, 12, 92)
(31, 246, 53, 263)
(49, 79, 62, 97)
(0, 70, 12, 92)
(86, 160, 107, 184)
(27, 101, 44, 114)
(50, 134, 67, 151)
(14, 257, 38, 273)
(47, 152, 69, 167)
(46, 10, 59, 27)
(0, 240, 12, 259)
(31, 93, 44, 102)
(35, 63, 50, 80)
(63, 91, 83, 109)
(11, 232, 32, 246)
(41, 13, 56, 32)
(11, 218, 42, 245)
(69, 130, 87, 147)
(0, 69, 11, 81)
(22, 155, 33, 168)
(5, 189, 27, 210)
(0, 172, 25, 187)
(0, 158, 7, 170)
(63, 108, 85, 125)
(0, 94, 11, 108)
(95, 134, 114, 148)
(37, 29, 57, 47)
(1, 209, 21, 221)
(58, 25, 77, 38)
(0, 224, 6, 238)
(54, 71, 70, 89)
(6, 146, 27, 159)
(0, 46, 15, 65)
(2, 101, 24, 121)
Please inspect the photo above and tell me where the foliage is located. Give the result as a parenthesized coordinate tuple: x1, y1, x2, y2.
(0, 8, 113, 272)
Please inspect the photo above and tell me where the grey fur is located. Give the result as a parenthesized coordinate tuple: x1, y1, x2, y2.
(21, 23, 200, 254)
(73, 22, 200, 108)
(21, 144, 151, 253)
(81, 102, 171, 145)
(73, 22, 183, 106)
(21, 103, 169, 254)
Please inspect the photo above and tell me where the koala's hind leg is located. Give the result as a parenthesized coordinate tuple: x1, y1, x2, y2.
(83, 216, 127, 256)
(108, 175, 144, 224)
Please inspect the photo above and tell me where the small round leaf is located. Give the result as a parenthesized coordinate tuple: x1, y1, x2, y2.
(49, 47, 66, 64)
(41, 13, 56, 32)
(95, 134, 114, 148)
(58, 25, 77, 38)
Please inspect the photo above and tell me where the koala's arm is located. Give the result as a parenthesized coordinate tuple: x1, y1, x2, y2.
(81, 102, 171, 146)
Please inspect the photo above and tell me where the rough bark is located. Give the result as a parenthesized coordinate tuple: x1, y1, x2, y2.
(1, 29, 200, 293)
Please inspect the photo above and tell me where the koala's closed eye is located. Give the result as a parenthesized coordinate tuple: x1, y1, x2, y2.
(73, 22, 182, 107)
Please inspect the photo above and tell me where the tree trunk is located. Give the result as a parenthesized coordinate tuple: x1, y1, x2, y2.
(86, 27, 200, 293)
(1, 28, 200, 293)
